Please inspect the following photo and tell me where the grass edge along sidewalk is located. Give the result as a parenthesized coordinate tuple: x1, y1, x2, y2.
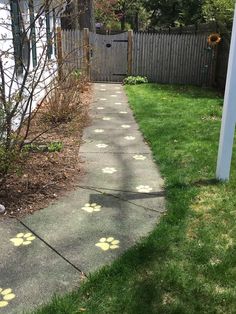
(32, 84, 236, 314)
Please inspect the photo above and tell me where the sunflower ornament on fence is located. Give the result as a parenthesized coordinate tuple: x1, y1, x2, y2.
(207, 33, 221, 47)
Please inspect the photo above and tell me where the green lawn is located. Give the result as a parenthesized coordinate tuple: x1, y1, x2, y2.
(32, 84, 236, 314)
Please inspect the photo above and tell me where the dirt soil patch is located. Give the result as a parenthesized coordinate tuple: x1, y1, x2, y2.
(0, 84, 92, 219)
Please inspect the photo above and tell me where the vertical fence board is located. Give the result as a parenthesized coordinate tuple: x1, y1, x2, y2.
(158, 34, 163, 82)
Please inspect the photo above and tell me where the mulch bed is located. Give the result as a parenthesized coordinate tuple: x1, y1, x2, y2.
(0, 83, 92, 219)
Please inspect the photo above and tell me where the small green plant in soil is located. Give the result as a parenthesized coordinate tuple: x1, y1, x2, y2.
(0, 145, 21, 179)
(73, 69, 82, 79)
(23, 141, 63, 153)
(47, 141, 63, 152)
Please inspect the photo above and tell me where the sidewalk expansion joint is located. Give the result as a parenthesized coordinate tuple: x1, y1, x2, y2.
(77, 185, 165, 214)
(17, 218, 88, 278)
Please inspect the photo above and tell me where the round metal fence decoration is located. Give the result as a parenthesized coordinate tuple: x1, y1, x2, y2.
(207, 33, 221, 47)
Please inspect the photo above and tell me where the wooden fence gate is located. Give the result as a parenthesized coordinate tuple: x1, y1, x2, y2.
(89, 32, 130, 82)
(60, 29, 217, 86)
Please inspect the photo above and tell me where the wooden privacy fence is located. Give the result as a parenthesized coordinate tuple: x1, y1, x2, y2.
(60, 28, 217, 86)
(132, 33, 216, 86)
(59, 28, 83, 73)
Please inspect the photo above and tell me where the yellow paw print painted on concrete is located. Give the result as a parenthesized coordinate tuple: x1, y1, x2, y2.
(95, 237, 120, 251)
(133, 155, 147, 160)
(96, 143, 108, 148)
(102, 117, 112, 121)
(124, 136, 135, 141)
(102, 167, 117, 174)
(136, 185, 153, 193)
(10, 233, 36, 247)
(94, 129, 104, 133)
(0, 288, 15, 308)
(82, 203, 102, 213)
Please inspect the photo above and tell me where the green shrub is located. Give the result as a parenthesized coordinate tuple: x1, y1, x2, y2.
(123, 76, 148, 85)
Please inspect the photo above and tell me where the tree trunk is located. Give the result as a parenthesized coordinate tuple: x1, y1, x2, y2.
(61, 1, 78, 30)
(63, 0, 95, 31)
(77, 0, 95, 32)
(121, 15, 126, 31)
(134, 11, 139, 31)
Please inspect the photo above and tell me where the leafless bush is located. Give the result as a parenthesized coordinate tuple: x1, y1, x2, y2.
(42, 74, 83, 125)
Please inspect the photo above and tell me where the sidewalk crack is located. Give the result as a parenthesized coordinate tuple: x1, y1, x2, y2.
(16, 218, 88, 278)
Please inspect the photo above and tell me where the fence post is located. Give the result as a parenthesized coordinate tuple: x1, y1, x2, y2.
(83, 28, 90, 79)
(56, 27, 63, 80)
(128, 30, 133, 76)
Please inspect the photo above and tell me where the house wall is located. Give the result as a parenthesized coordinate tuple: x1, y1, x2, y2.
(0, 0, 62, 129)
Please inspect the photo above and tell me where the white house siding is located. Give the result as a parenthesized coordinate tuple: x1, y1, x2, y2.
(0, 0, 63, 129)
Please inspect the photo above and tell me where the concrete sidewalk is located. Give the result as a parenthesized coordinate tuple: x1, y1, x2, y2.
(0, 83, 165, 313)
